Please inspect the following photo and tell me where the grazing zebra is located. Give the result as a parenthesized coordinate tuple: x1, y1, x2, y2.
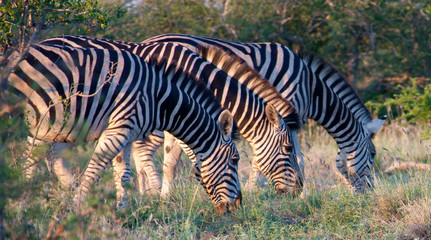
(39, 35, 303, 196)
(138, 33, 386, 192)
(7, 43, 242, 214)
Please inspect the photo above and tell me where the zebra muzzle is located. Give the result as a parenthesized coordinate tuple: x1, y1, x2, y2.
(275, 181, 303, 196)
(214, 202, 228, 215)
(214, 192, 242, 215)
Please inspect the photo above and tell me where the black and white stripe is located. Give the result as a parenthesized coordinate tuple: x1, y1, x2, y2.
(39, 35, 303, 195)
(9, 43, 241, 213)
(303, 55, 385, 190)
(140, 33, 386, 192)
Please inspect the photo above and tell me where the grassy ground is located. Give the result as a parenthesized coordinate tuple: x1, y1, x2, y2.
(3, 122, 431, 239)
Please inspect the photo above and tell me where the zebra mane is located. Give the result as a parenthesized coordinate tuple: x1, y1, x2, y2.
(145, 45, 228, 118)
(301, 53, 373, 123)
(198, 44, 300, 129)
(147, 51, 243, 141)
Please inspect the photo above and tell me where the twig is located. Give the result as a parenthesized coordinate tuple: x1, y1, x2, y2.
(22, 61, 117, 170)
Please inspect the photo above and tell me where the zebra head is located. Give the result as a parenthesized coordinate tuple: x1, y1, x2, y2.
(336, 116, 386, 192)
(193, 109, 242, 215)
(253, 103, 303, 196)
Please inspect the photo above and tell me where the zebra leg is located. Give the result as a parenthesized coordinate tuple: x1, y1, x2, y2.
(50, 143, 74, 187)
(23, 136, 46, 179)
(245, 159, 262, 190)
(25, 137, 74, 187)
(161, 131, 183, 198)
(336, 150, 373, 191)
(133, 131, 164, 195)
(73, 129, 130, 209)
(112, 143, 132, 210)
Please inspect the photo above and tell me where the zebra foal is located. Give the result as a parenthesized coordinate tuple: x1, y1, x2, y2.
(7, 43, 241, 214)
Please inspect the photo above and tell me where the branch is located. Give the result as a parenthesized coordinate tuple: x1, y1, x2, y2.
(24, 61, 117, 165)
(384, 161, 430, 174)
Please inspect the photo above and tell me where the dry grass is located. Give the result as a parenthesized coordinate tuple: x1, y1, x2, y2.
(3, 122, 431, 239)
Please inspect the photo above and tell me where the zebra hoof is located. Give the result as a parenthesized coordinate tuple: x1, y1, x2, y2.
(350, 174, 374, 193)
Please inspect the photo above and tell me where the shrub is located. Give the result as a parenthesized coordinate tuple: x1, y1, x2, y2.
(367, 78, 431, 138)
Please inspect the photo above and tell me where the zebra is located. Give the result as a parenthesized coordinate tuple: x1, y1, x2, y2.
(138, 33, 386, 192)
(7, 43, 242, 214)
(38, 35, 303, 196)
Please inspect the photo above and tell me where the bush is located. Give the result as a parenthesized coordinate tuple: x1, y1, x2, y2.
(367, 78, 431, 138)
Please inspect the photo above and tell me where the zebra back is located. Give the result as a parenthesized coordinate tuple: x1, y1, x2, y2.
(301, 54, 373, 124)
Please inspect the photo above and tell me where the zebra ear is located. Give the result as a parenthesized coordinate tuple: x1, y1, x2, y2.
(366, 115, 387, 133)
(218, 109, 234, 136)
(265, 103, 281, 127)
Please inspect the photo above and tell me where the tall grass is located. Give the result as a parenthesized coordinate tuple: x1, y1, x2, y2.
(2, 122, 430, 239)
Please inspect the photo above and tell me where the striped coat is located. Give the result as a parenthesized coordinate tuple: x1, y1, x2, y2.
(38, 35, 303, 196)
(9, 44, 241, 213)
(140, 33, 386, 192)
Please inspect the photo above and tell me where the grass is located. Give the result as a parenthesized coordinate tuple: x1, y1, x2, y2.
(2, 122, 431, 239)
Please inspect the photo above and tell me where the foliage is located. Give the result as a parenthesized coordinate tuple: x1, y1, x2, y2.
(77, 0, 431, 93)
(0, 0, 111, 53)
(367, 78, 431, 138)
(0, 110, 29, 207)
(0, 1, 119, 239)
(1, 0, 431, 238)
(387, 80, 431, 125)
(82, 0, 229, 41)
(0, 0, 118, 93)
(0, 112, 35, 238)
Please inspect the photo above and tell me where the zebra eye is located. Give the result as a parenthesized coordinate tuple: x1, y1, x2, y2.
(369, 149, 376, 158)
(280, 142, 293, 155)
(368, 143, 376, 158)
(283, 143, 293, 151)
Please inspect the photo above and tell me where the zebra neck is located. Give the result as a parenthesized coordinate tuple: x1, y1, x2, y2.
(154, 79, 220, 157)
(306, 75, 366, 150)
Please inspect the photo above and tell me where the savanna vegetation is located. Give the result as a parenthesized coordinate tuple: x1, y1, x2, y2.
(1, 0, 430, 239)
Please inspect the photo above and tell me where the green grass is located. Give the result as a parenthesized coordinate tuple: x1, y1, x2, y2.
(2, 122, 431, 239)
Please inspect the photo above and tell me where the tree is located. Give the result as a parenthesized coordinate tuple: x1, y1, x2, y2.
(0, 1, 117, 238)
(0, 0, 113, 92)
(88, 0, 430, 92)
